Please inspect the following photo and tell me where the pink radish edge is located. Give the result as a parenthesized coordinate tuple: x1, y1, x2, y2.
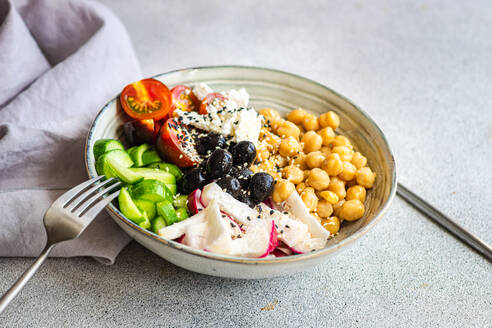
(220, 211, 245, 232)
(259, 221, 279, 258)
(187, 189, 204, 215)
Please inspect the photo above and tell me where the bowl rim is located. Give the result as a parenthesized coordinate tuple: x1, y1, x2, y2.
(85, 65, 397, 265)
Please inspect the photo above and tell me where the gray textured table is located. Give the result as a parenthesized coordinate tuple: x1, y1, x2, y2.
(1, 0, 491, 327)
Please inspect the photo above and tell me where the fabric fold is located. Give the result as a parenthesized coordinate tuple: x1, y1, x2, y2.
(0, 0, 143, 264)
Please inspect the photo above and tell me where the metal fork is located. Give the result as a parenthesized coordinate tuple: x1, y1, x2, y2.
(0, 176, 121, 314)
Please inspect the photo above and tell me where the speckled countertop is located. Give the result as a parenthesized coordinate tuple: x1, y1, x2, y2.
(1, 0, 491, 327)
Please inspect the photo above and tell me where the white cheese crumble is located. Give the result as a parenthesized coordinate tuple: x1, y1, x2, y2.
(192, 83, 213, 101)
(175, 84, 261, 145)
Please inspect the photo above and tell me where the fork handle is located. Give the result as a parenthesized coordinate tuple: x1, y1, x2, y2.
(0, 244, 55, 314)
(397, 183, 492, 262)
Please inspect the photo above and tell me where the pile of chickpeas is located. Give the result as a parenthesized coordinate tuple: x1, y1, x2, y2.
(251, 107, 376, 235)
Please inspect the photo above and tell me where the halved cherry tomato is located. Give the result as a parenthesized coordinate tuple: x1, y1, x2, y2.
(169, 85, 200, 115)
(156, 118, 199, 168)
(199, 93, 227, 114)
(123, 119, 161, 145)
(120, 78, 172, 120)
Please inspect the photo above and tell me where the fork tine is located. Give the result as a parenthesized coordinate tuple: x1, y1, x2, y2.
(65, 178, 118, 212)
(54, 175, 105, 207)
(73, 181, 122, 217)
(79, 189, 121, 220)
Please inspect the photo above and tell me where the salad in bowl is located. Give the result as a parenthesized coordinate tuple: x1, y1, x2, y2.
(92, 77, 377, 259)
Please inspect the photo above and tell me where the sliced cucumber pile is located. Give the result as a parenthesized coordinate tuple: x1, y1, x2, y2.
(94, 139, 189, 234)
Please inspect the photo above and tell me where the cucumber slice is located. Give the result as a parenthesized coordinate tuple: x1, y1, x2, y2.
(156, 200, 179, 226)
(173, 195, 188, 208)
(96, 150, 141, 183)
(134, 199, 157, 220)
(93, 139, 124, 161)
(127, 146, 137, 159)
(127, 168, 176, 185)
(130, 179, 173, 203)
(130, 144, 150, 167)
(175, 207, 189, 222)
(152, 216, 166, 234)
(141, 150, 162, 166)
(138, 212, 151, 230)
(147, 162, 183, 179)
(167, 184, 177, 195)
(118, 187, 145, 224)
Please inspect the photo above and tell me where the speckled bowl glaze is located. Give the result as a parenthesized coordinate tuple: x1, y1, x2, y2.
(85, 66, 397, 279)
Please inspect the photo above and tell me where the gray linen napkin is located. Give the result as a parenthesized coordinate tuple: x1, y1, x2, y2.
(0, 0, 142, 264)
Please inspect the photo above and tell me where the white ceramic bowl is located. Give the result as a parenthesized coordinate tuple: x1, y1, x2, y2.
(85, 66, 396, 279)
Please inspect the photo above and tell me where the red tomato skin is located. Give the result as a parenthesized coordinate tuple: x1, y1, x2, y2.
(120, 78, 172, 120)
(169, 85, 200, 115)
(199, 93, 227, 115)
(156, 118, 197, 168)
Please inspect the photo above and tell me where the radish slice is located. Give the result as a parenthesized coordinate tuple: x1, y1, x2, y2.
(187, 189, 204, 215)
(284, 192, 330, 241)
(201, 183, 258, 225)
(257, 203, 328, 254)
(182, 220, 208, 249)
(221, 211, 245, 234)
(158, 211, 205, 239)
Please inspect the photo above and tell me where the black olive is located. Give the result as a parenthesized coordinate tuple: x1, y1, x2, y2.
(248, 172, 274, 202)
(206, 149, 233, 179)
(229, 166, 254, 189)
(177, 168, 206, 195)
(235, 193, 256, 208)
(195, 133, 226, 156)
(216, 176, 241, 198)
(231, 141, 256, 166)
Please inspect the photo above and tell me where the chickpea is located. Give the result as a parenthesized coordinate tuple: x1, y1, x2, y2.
(258, 108, 281, 120)
(318, 127, 335, 146)
(332, 199, 345, 217)
(256, 144, 270, 162)
(269, 118, 285, 133)
(332, 135, 353, 148)
(319, 111, 340, 130)
(282, 165, 304, 184)
(332, 145, 354, 162)
(272, 179, 295, 203)
(305, 151, 325, 169)
(263, 131, 281, 150)
(317, 199, 334, 218)
(320, 146, 331, 157)
(322, 153, 344, 176)
(291, 153, 307, 170)
(270, 154, 289, 167)
(351, 152, 367, 169)
(318, 190, 339, 204)
(296, 182, 307, 194)
(306, 168, 330, 191)
(279, 136, 302, 157)
(346, 185, 366, 202)
(356, 167, 376, 188)
(338, 161, 357, 181)
(302, 113, 320, 131)
(301, 187, 318, 211)
(339, 199, 365, 221)
(302, 131, 322, 153)
(303, 170, 311, 179)
(328, 176, 346, 199)
(287, 108, 307, 125)
(277, 121, 301, 139)
(322, 216, 340, 235)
